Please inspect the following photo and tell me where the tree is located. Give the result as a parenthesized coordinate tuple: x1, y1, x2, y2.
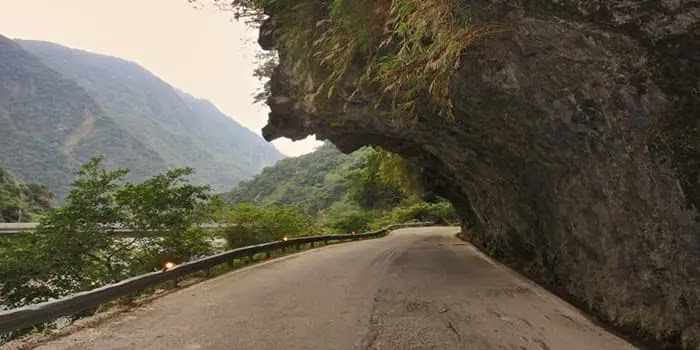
(347, 149, 405, 210)
(0, 157, 128, 307)
(118, 167, 212, 265)
(0, 157, 212, 308)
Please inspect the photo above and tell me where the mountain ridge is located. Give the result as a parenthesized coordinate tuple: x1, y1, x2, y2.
(0, 35, 284, 199)
(0, 34, 164, 198)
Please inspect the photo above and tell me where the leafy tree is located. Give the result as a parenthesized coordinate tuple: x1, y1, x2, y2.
(117, 167, 212, 264)
(0, 157, 129, 307)
(347, 149, 406, 210)
(0, 157, 212, 308)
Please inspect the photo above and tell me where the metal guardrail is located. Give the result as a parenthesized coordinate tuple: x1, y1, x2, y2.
(0, 222, 430, 335)
(0, 223, 225, 237)
(0, 223, 38, 235)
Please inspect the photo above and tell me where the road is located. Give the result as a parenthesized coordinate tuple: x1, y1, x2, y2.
(23, 227, 635, 350)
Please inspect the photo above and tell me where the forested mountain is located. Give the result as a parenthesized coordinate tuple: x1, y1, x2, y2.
(177, 91, 281, 173)
(0, 167, 51, 222)
(0, 35, 161, 198)
(0, 35, 284, 199)
(222, 142, 456, 231)
(223, 142, 368, 214)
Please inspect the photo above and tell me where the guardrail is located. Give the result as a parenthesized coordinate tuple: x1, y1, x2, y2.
(0, 222, 430, 335)
(0, 223, 38, 235)
(0, 223, 225, 237)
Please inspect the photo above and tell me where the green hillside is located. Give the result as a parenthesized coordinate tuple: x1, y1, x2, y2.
(222, 142, 368, 214)
(222, 142, 457, 231)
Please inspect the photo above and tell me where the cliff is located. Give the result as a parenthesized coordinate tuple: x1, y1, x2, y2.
(252, 0, 699, 347)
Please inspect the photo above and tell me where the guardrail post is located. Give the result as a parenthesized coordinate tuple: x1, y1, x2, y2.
(265, 251, 271, 259)
(228, 260, 234, 269)
(171, 277, 178, 289)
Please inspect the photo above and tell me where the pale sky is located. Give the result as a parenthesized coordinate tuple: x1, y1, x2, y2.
(0, 0, 322, 156)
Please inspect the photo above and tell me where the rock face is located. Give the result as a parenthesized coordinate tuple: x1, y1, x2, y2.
(259, 0, 699, 347)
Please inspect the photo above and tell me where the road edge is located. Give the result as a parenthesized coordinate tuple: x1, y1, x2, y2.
(454, 232, 675, 350)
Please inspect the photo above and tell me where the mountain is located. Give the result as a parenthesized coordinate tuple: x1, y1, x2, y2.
(176, 91, 282, 173)
(0, 35, 284, 199)
(222, 142, 368, 214)
(0, 35, 163, 198)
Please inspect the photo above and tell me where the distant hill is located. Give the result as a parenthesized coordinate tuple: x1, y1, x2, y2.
(0, 35, 284, 199)
(222, 142, 369, 214)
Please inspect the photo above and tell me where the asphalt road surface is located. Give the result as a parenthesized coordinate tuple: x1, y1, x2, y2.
(26, 227, 635, 350)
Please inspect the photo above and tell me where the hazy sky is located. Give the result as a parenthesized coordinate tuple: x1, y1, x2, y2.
(0, 0, 321, 156)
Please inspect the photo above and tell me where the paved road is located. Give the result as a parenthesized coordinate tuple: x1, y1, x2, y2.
(26, 227, 635, 350)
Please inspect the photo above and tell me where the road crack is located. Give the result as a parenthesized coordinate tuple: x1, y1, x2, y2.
(356, 288, 387, 350)
(447, 321, 462, 341)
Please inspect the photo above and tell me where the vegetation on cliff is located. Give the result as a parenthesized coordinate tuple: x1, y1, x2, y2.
(230, 0, 503, 116)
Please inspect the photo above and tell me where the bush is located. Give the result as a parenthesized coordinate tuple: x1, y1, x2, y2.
(323, 203, 378, 233)
(221, 204, 313, 249)
(386, 201, 458, 225)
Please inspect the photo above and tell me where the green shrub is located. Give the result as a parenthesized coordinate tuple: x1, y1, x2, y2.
(221, 204, 313, 248)
(387, 201, 457, 225)
(323, 204, 378, 233)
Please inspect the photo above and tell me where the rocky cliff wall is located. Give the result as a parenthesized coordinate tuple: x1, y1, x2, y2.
(257, 1, 699, 347)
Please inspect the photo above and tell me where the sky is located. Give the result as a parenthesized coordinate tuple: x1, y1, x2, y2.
(0, 0, 322, 156)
